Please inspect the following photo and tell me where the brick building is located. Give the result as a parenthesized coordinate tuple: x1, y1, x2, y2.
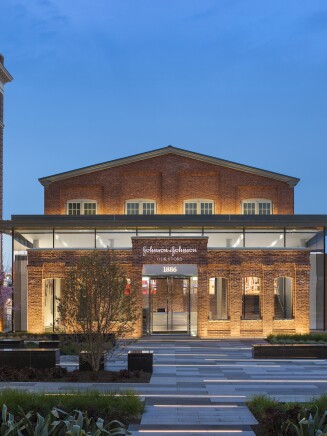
(4, 146, 327, 337)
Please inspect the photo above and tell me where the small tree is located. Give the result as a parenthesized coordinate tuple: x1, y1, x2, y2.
(57, 251, 139, 371)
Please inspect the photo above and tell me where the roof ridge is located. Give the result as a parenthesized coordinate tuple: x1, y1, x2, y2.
(38, 145, 300, 187)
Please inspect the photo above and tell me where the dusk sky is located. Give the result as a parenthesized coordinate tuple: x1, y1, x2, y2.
(1, 0, 327, 265)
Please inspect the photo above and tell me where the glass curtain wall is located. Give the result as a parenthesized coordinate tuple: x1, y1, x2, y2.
(13, 227, 324, 250)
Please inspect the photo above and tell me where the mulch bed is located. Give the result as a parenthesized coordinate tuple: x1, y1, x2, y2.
(0, 366, 151, 383)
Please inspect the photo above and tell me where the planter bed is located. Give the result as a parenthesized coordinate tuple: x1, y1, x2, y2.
(0, 365, 151, 383)
(253, 344, 327, 359)
(128, 350, 153, 373)
(0, 348, 60, 368)
(0, 339, 24, 348)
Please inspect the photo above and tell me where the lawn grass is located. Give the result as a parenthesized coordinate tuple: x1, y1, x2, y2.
(267, 332, 327, 344)
(0, 388, 144, 424)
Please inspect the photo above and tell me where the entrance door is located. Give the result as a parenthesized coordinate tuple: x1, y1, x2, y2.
(151, 278, 190, 333)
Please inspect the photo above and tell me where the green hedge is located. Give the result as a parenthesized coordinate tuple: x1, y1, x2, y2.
(267, 333, 327, 344)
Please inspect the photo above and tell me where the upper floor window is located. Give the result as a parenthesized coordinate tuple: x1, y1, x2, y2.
(125, 200, 156, 215)
(184, 200, 214, 215)
(67, 200, 97, 215)
(242, 199, 272, 215)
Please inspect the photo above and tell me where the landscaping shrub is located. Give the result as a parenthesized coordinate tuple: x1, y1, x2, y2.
(0, 366, 149, 383)
(0, 389, 143, 424)
(1, 403, 131, 435)
(248, 395, 327, 435)
(307, 394, 327, 412)
(0, 366, 67, 382)
(283, 406, 327, 435)
(267, 333, 327, 344)
(247, 394, 282, 421)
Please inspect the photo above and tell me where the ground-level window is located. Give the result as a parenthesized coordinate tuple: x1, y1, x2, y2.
(242, 199, 272, 215)
(184, 200, 214, 215)
(209, 277, 228, 320)
(242, 277, 261, 319)
(274, 277, 293, 319)
(125, 200, 156, 215)
(67, 200, 97, 215)
(43, 278, 65, 331)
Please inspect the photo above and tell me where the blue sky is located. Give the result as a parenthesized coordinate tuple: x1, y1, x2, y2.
(1, 0, 327, 263)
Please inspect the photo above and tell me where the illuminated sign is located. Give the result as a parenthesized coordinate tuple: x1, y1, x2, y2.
(142, 245, 197, 259)
(142, 264, 197, 276)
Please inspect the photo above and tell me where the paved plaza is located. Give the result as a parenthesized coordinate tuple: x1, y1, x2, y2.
(1, 337, 327, 435)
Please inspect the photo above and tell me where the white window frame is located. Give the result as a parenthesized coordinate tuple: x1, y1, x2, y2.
(241, 199, 272, 215)
(183, 200, 215, 215)
(67, 200, 97, 215)
(125, 199, 156, 215)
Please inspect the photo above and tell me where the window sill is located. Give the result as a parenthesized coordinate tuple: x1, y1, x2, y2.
(241, 317, 262, 321)
(208, 318, 230, 322)
(273, 317, 294, 321)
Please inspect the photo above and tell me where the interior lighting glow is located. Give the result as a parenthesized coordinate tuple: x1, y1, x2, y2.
(97, 238, 107, 248)
(232, 234, 243, 248)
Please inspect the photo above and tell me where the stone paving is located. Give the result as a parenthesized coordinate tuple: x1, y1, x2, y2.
(2, 337, 327, 435)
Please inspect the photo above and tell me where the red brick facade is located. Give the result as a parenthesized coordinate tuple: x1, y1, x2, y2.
(27, 241, 310, 337)
(44, 153, 294, 215)
(20, 148, 313, 337)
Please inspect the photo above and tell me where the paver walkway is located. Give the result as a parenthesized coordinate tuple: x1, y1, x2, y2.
(2, 337, 327, 435)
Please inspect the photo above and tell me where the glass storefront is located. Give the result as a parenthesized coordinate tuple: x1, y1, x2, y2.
(142, 275, 198, 336)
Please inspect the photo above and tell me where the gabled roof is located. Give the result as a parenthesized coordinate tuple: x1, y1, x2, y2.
(39, 145, 300, 187)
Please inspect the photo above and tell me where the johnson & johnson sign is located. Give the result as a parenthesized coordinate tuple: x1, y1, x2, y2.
(132, 237, 208, 265)
(142, 245, 197, 257)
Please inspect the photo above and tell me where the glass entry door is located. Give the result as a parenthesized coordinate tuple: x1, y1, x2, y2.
(151, 277, 190, 333)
